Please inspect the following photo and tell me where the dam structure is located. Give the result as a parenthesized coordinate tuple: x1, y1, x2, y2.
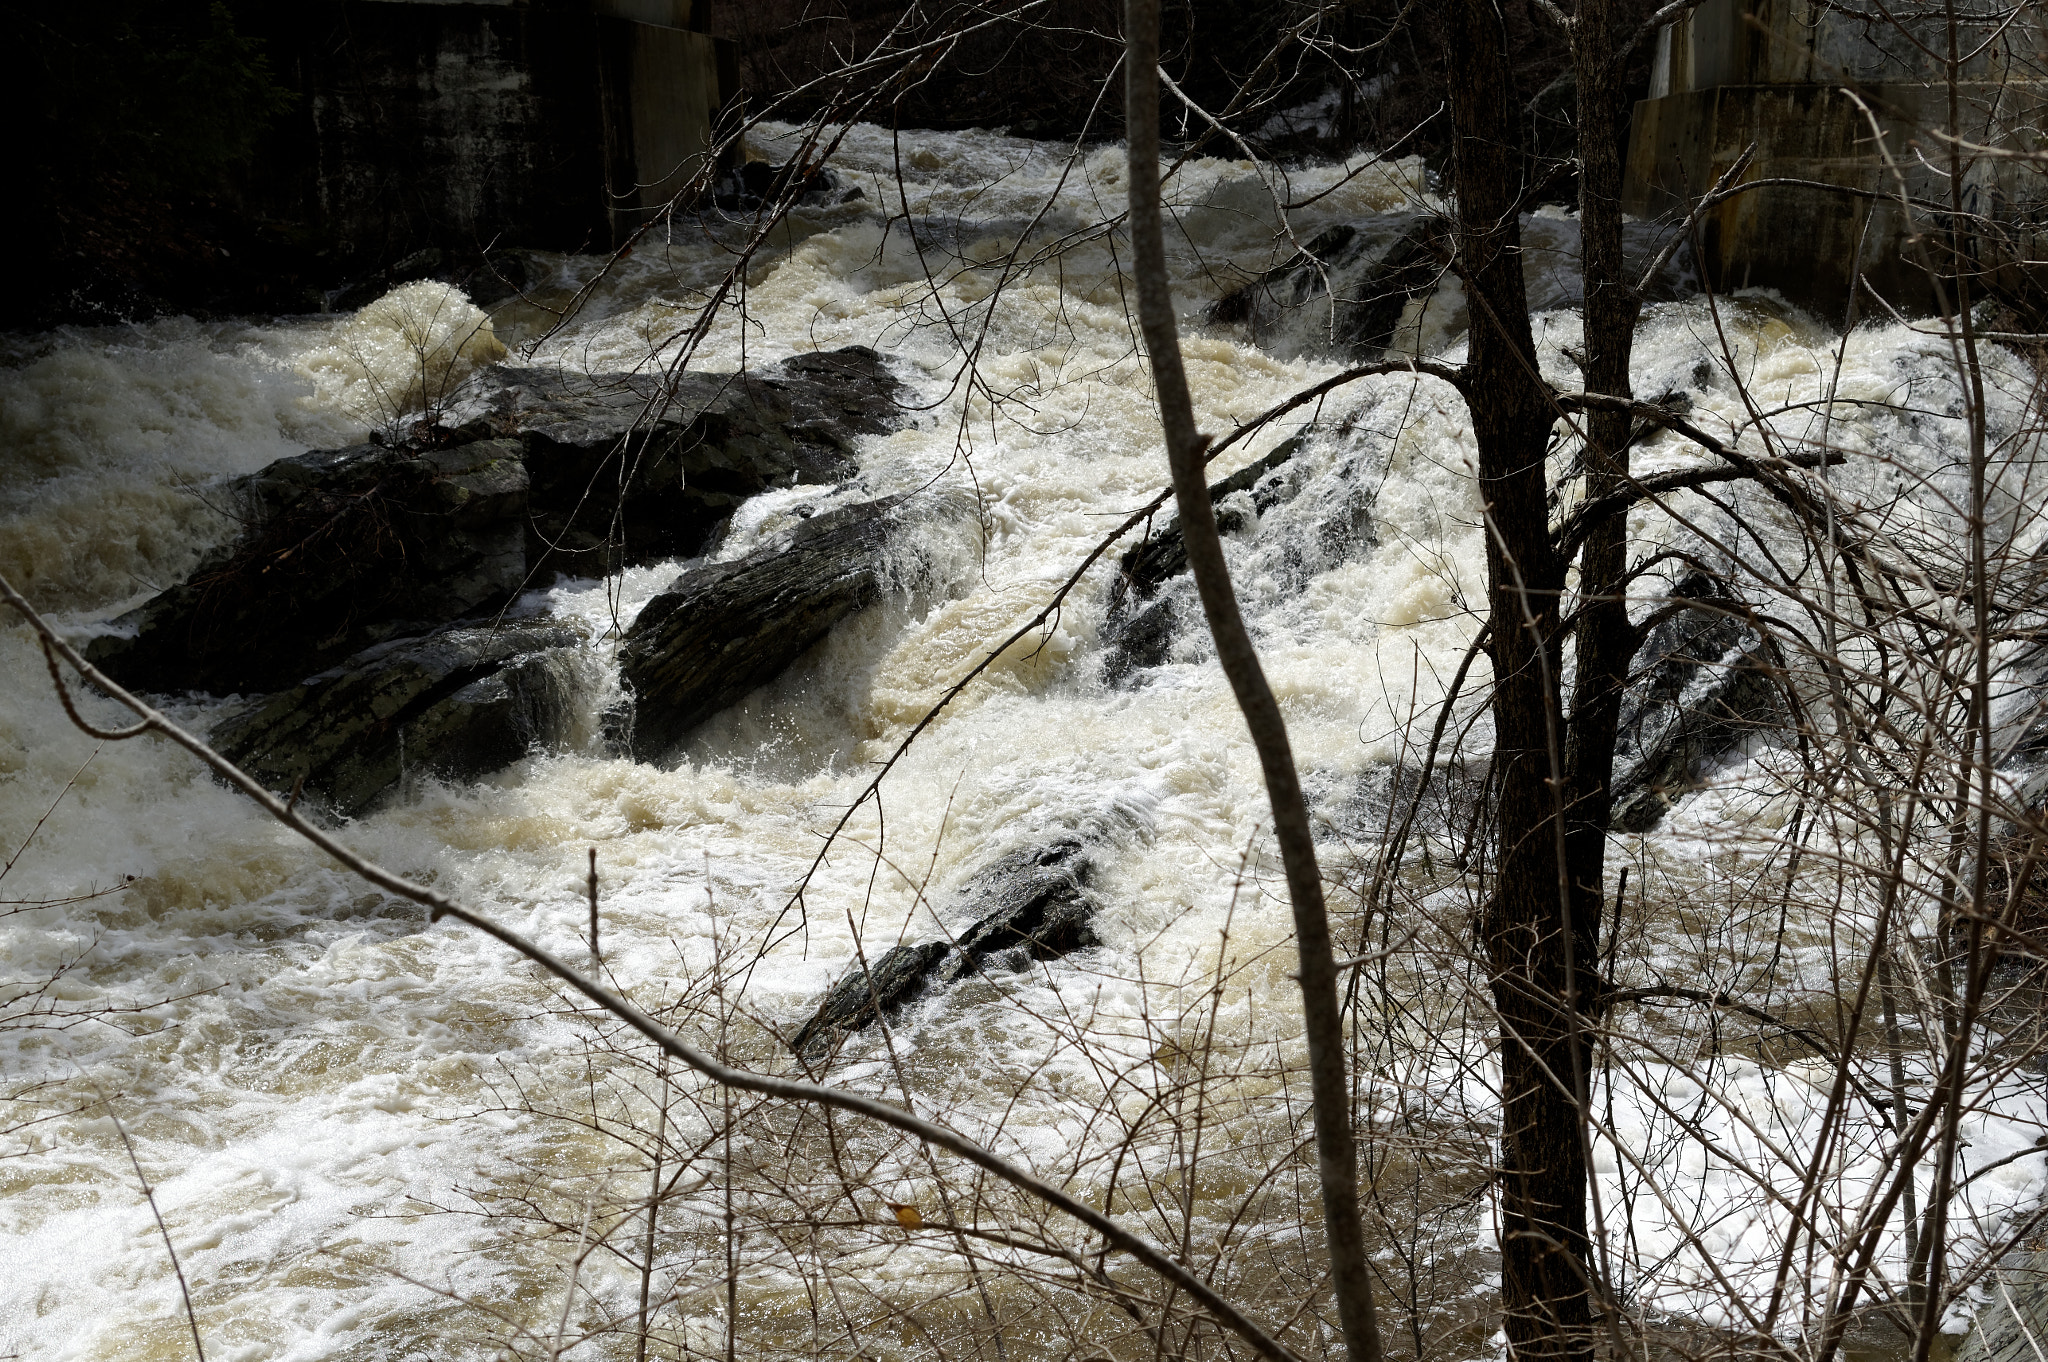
(1624, 0, 2048, 321)
(252, 0, 735, 271)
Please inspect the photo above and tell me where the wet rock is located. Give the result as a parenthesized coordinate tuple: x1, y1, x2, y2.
(1102, 431, 1375, 686)
(1206, 216, 1444, 359)
(1205, 211, 1698, 360)
(617, 496, 909, 759)
(85, 348, 906, 698)
(209, 619, 585, 817)
(1609, 577, 1784, 831)
(790, 840, 1099, 1057)
(945, 839, 1100, 966)
(1316, 579, 1784, 840)
(713, 159, 866, 211)
(1326, 757, 1495, 852)
(87, 438, 531, 696)
(468, 346, 905, 574)
(1109, 434, 1310, 606)
(788, 942, 952, 1058)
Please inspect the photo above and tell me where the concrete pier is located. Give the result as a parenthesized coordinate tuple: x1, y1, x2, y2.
(252, 0, 733, 271)
(1623, 0, 2048, 321)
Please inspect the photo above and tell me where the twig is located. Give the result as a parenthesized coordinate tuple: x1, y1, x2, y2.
(1124, 5, 1385, 1361)
(105, 1097, 207, 1362)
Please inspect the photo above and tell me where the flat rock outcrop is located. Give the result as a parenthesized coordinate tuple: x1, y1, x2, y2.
(85, 348, 906, 698)
(88, 438, 531, 696)
(617, 496, 908, 759)
(210, 619, 585, 816)
(469, 346, 904, 573)
(790, 840, 1099, 1057)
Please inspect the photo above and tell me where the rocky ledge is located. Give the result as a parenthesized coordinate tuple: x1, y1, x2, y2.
(617, 495, 909, 761)
(88, 347, 904, 698)
(790, 840, 1100, 1058)
(80, 347, 910, 815)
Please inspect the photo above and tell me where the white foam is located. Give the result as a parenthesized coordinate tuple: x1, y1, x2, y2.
(2, 123, 2043, 1356)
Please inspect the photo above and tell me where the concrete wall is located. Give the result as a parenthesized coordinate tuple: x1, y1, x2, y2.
(254, 1, 731, 273)
(598, 16, 736, 236)
(1624, 0, 2048, 319)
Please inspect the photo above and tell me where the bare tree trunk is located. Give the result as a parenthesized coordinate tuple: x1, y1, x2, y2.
(1437, 0, 1595, 1356)
(1561, 0, 1639, 928)
(1123, 4, 1384, 1360)
(1557, 0, 1639, 1339)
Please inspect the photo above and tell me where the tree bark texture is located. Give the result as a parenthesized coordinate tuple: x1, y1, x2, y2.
(1562, 0, 1642, 913)
(1124, 4, 1385, 1360)
(1438, 0, 1597, 1355)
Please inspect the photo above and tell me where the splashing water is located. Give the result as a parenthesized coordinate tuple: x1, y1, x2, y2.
(298, 280, 509, 431)
(1, 122, 2044, 1359)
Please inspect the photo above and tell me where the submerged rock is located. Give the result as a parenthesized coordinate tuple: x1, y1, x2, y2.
(1101, 431, 1377, 685)
(713, 158, 866, 211)
(1609, 577, 1784, 831)
(790, 840, 1099, 1057)
(788, 942, 952, 1059)
(617, 496, 909, 759)
(1101, 438, 1308, 684)
(88, 438, 531, 696)
(946, 840, 1100, 965)
(1206, 210, 1698, 360)
(1206, 216, 1444, 358)
(471, 346, 904, 575)
(210, 619, 585, 817)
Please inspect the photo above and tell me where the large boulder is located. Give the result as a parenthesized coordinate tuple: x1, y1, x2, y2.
(616, 496, 908, 759)
(209, 619, 585, 817)
(87, 438, 530, 696)
(945, 839, 1100, 965)
(1609, 577, 1784, 831)
(469, 346, 906, 574)
(84, 348, 907, 698)
(790, 840, 1099, 1057)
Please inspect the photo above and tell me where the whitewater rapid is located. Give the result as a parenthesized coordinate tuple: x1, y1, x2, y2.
(3, 122, 2045, 1359)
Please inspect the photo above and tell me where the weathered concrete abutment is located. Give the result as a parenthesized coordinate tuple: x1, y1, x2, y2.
(1624, 0, 2048, 320)
(252, 0, 733, 273)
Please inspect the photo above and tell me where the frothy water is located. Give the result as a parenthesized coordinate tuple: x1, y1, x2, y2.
(3, 123, 2045, 1359)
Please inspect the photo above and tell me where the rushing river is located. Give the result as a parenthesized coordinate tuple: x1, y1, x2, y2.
(4, 123, 2047, 1360)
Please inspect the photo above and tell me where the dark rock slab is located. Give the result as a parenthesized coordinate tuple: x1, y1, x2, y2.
(1109, 435, 1310, 606)
(469, 346, 906, 574)
(1957, 1249, 2048, 1362)
(1610, 577, 1784, 831)
(617, 495, 909, 759)
(713, 159, 866, 212)
(87, 438, 531, 696)
(946, 840, 1100, 965)
(1206, 216, 1444, 359)
(790, 840, 1100, 1057)
(84, 348, 906, 698)
(1206, 211, 1698, 360)
(1100, 434, 1314, 685)
(209, 619, 584, 817)
(787, 942, 952, 1059)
